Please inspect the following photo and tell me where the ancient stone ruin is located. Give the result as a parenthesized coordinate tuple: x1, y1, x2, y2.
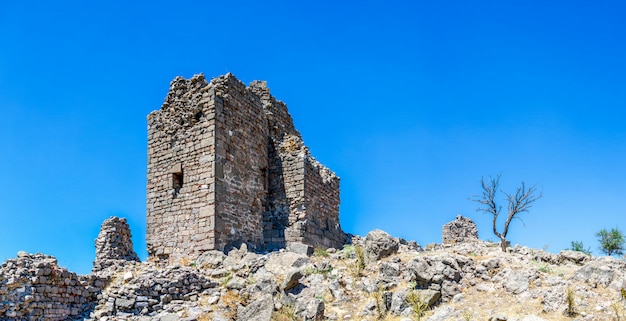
(92, 216, 140, 273)
(442, 215, 478, 244)
(146, 73, 345, 262)
(0, 252, 96, 321)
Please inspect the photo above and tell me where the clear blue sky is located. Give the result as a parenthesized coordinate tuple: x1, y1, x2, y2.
(1, 1, 624, 274)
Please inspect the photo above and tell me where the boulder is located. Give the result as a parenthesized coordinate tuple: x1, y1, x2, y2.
(364, 230, 399, 261)
(281, 269, 303, 291)
(503, 270, 530, 294)
(196, 250, 226, 268)
(489, 313, 508, 321)
(265, 252, 309, 276)
(237, 294, 273, 321)
(571, 258, 617, 287)
(416, 289, 441, 308)
(288, 242, 314, 255)
(558, 250, 590, 265)
(304, 299, 325, 320)
(389, 289, 409, 315)
(425, 306, 456, 321)
(380, 262, 400, 277)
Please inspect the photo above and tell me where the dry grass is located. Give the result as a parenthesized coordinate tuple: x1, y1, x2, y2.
(271, 304, 296, 321)
(220, 290, 248, 321)
(196, 313, 212, 321)
(565, 287, 577, 317)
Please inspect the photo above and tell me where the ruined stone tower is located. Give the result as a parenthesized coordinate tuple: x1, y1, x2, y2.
(146, 73, 345, 261)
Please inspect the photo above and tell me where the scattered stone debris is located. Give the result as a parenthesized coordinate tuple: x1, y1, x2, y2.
(3, 216, 626, 320)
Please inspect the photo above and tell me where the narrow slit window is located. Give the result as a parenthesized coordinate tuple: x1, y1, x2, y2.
(173, 172, 183, 193)
(171, 163, 183, 198)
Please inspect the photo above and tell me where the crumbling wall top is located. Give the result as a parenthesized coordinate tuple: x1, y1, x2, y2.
(93, 216, 139, 273)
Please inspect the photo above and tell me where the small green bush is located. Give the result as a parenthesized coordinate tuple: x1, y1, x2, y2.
(342, 245, 355, 258)
(314, 247, 330, 257)
(347, 246, 366, 277)
(569, 241, 592, 255)
(596, 227, 625, 256)
(406, 291, 429, 321)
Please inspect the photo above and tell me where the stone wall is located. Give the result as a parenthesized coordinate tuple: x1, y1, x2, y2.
(301, 157, 343, 248)
(147, 74, 217, 260)
(0, 253, 96, 320)
(147, 73, 345, 262)
(249, 81, 301, 251)
(93, 216, 139, 272)
(442, 215, 479, 244)
(212, 75, 269, 251)
(251, 81, 345, 250)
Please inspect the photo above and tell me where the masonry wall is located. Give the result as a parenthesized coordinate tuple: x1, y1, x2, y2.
(212, 76, 269, 251)
(249, 81, 304, 250)
(147, 73, 345, 261)
(146, 74, 218, 260)
(301, 158, 343, 248)
(0, 253, 96, 320)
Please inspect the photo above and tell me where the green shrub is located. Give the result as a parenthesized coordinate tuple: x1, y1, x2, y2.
(406, 291, 429, 321)
(372, 286, 387, 320)
(348, 246, 366, 277)
(596, 227, 625, 256)
(569, 241, 592, 255)
(314, 247, 330, 257)
(342, 245, 355, 258)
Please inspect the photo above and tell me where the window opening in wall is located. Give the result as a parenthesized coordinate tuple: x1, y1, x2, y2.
(171, 163, 183, 198)
(261, 167, 268, 191)
(173, 172, 183, 196)
(194, 111, 203, 122)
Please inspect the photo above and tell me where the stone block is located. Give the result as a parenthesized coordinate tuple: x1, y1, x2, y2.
(288, 242, 314, 255)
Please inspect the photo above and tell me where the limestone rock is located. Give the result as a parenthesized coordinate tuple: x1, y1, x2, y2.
(196, 250, 226, 268)
(281, 269, 303, 291)
(558, 250, 590, 265)
(418, 289, 442, 308)
(237, 294, 273, 321)
(490, 313, 508, 321)
(571, 257, 619, 287)
(389, 289, 409, 315)
(364, 230, 399, 261)
(264, 251, 309, 276)
(300, 298, 325, 320)
(288, 242, 314, 255)
(425, 306, 457, 321)
(503, 270, 530, 294)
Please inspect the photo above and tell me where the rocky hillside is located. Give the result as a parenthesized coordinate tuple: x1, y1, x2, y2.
(2, 219, 626, 321)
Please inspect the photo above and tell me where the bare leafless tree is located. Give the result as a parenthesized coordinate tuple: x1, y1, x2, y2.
(472, 174, 541, 252)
